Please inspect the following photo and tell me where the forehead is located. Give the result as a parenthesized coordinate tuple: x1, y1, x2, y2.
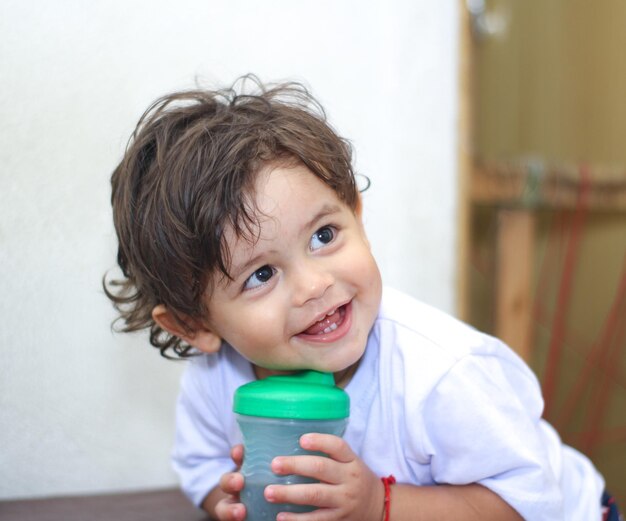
(244, 164, 331, 236)
(252, 161, 346, 228)
(218, 163, 344, 274)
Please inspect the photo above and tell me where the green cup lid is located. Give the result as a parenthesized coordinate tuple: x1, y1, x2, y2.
(233, 370, 350, 420)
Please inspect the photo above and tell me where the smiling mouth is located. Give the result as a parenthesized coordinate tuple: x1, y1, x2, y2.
(297, 302, 352, 342)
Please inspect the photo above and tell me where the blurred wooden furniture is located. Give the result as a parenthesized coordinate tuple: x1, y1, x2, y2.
(471, 161, 626, 360)
(0, 488, 209, 521)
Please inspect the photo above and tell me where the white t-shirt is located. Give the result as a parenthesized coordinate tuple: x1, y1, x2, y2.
(172, 287, 604, 520)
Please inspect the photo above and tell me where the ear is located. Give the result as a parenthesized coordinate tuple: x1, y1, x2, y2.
(353, 194, 371, 246)
(152, 304, 222, 354)
(354, 193, 363, 218)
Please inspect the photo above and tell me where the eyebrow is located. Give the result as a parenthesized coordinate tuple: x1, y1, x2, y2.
(302, 203, 342, 235)
(230, 251, 266, 284)
(229, 203, 342, 283)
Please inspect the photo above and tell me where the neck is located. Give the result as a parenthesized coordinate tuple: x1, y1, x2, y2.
(252, 361, 360, 388)
(333, 361, 360, 388)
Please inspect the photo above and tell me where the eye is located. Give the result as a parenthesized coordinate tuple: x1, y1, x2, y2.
(243, 265, 276, 290)
(310, 226, 336, 251)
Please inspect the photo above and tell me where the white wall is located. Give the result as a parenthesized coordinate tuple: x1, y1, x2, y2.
(0, 0, 460, 499)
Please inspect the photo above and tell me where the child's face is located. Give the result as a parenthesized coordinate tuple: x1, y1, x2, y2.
(204, 162, 382, 378)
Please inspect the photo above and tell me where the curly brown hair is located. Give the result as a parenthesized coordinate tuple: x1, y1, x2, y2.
(104, 76, 360, 358)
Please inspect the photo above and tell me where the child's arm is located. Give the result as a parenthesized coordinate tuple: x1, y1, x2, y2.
(264, 433, 522, 521)
(388, 483, 522, 520)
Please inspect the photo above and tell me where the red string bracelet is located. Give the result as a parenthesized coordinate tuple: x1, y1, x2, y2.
(381, 475, 396, 521)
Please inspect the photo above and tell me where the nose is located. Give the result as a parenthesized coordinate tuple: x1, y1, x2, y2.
(290, 259, 334, 307)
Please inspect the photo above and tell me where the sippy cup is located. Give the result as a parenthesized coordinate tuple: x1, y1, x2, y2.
(233, 370, 350, 520)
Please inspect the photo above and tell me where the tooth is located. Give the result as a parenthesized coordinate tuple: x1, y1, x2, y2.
(322, 323, 338, 334)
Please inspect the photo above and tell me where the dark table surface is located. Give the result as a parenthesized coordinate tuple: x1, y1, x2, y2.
(0, 488, 210, 521)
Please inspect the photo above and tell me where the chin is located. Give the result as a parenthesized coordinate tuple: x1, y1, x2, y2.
(324, 352, 364, 374)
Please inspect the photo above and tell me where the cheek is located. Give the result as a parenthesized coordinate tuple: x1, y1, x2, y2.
(347, 248, 380, 280)
(225, 302, 286, 342)
(351, 254, 382, 307)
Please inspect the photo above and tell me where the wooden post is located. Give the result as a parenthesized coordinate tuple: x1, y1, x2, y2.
(495, 208, 536, 361)
(456, 0, 473, 322)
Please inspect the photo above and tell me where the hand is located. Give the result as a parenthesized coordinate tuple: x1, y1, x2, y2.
(264, 433, 384, 521)
(211, 444, 247, 521)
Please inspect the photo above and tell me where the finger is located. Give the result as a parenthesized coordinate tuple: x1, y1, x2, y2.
(265, 482, 342, 510)
(271, 454, 342, 484)
(219, 471, 245, 495)
(230, 444, 244, 467)
(214, 497, 246, 521)
(300, 433, 356, 463)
